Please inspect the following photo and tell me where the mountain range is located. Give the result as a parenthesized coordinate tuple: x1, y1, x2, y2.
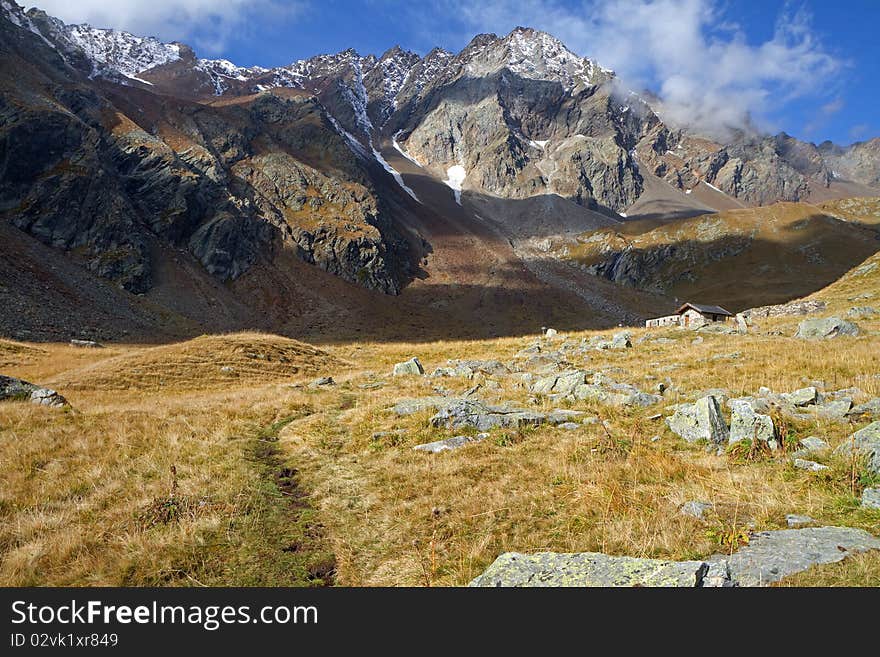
(2, 0, 878, 342)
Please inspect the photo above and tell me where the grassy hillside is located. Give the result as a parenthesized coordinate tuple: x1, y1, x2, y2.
(2, 291, 879, 585)
(557, 198, 880, 313)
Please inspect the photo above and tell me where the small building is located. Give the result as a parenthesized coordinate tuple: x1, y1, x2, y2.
(645, 302, 734, 329)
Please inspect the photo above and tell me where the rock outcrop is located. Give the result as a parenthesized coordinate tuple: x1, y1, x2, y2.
(470, 526, 880, 587)
(0, 375, 68, 407)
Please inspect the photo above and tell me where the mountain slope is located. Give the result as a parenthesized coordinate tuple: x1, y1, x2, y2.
(557, 198, 880, 312)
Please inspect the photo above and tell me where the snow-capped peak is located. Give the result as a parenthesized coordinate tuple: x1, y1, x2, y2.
(55, 22, 181, 78)
(461, 26, 612, 90)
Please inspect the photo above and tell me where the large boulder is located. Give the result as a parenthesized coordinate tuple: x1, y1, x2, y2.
(666, 395, 729, 444)
(794, 317, 860, 339)
(469, 552, 715, 587)
(716, 527, 880, 586)
(728, 399, 776, 447)
(392, 357, 424, 376)
(470, 527, 880, 587)
(847, 398, 880, 421)
(530, 370, 587, 396)
(834, 421, 880, 474)
(430, 399, 547, 431)
(0, 375, 68, 408)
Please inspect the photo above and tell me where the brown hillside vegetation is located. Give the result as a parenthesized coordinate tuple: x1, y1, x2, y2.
(2, 245, 880, 585)
(49, 333, 343, 392)
(558, 198, 880, 313)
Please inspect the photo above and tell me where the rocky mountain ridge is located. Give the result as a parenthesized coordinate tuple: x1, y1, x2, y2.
(1, 0, 879, 342)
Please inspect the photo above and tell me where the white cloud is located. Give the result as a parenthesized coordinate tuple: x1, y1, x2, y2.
(27, 0, 303, 54)
(440, 0, 843, 139)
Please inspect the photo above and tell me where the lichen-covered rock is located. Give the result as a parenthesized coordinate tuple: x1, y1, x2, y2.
(469, 552, 714, 587)
(785, 514, 815, 528)
(847, 398, 880, 420)
(729, 399, 776, 447)
(666, 395, 729, 444)
(0, 375, 68, 408)
(413, 433, 489, 453)
(794, 317, 860, 339)
(530, 370, 587, 396)
(798, 436, 830, 453)
(792, 458, 829, 472)
(786, 386, 820, 407)
(861, 488, 880, 510)
(834, 421, 880, 475)
(392, 357, 424, 376)
(716, 527, 880, 586)
(430, 399, 547, 431)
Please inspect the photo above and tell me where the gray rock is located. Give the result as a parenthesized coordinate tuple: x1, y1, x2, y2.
(610, 331, 632, 349)
(715, 527, 880, 586)
(861, 488, 880, 510)
(220, 366, 235, 373)
(69, 339, 103, 348)
(530, 370, 587, 396)
(794, 317, 860, 339)
(544, 328, 558, 338)
(557, 422, 581, 431)
(0, 375, 68, 408)
(834, 421, 880, 475)
(680, 501, 714, 519)
(787, 386, 820, 407)
(666, 395, 729, 444)
(815, 399, 853, 420)
(793, 458, 829, 472)
(469, 552, 715, 587)
(430, 399, 547, 431)
(847, 306, 876, 319)
(310, 376, 335, 387)
(847, 398, 880, 420)
(799, 436, 830, 453)
(785, 514, 815, 528)
(413, 433, 489, 453)
(729, 399, 776, 446)
(392, 357, 424, 376)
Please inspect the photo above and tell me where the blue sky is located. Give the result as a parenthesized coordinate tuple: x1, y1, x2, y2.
(29, 0, 880, 144)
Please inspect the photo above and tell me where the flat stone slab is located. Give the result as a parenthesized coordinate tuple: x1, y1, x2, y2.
(469, 552, 710, 587)
(470, 527, 880, 587)
(711, 526, 880, 586)
(413, 433, 489, 453)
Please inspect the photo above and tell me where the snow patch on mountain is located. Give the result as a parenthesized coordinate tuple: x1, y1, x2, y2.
(444, 165, 467, 205)
(393, 132, 423, 167)
(372, 146, 421, 203)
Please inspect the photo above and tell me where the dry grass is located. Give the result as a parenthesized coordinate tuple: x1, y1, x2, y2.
(2, 258, 880, 586)
(48, 333, 342, 392)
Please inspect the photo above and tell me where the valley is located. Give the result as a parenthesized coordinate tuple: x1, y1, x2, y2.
(1, 0, 880, 587)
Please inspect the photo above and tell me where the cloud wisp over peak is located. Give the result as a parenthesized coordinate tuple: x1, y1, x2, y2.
(440, 0, 843, 140)
(28, 0, 304, 54)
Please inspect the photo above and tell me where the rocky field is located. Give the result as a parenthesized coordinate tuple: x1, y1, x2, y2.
(2, 246, 879, 586)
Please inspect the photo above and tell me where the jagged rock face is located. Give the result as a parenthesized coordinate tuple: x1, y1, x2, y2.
(1, 0, 878, 300)
(0, 5, 412, 295)
(819, 138, 880, 187)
